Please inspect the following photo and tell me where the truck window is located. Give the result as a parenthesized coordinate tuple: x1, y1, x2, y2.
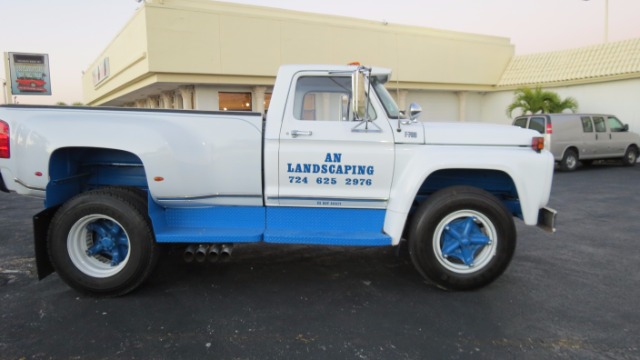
(371, 78, 401, 119)
(513, 118, 528, 129)
(529, 117, 546, 134)
(607, 116, 624, 132)
(293, 76, 376, 121)
(294, 76, 350, 121)
(593, 117, 606, 132)
(581, 116, 594, 133)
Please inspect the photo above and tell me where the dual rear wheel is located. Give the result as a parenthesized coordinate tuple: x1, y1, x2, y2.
(48, 187, 158, 297)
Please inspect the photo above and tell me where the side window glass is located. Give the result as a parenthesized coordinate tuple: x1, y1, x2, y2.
(593, 117, 606, 133)
(293, 76, 376, 121)
(581, 117, 593, 133)
(607, 116, 624, 132)
(513, 118, 527, 128)
(529, 117, 545, 134)
(294, 76, 351, 121)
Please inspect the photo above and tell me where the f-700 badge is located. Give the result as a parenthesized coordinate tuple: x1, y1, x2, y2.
(404, 131, 417, 138)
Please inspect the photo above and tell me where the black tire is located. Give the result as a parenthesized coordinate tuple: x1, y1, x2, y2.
(622, 146, 638, 166)
(408, 186, 516, 290)
(48, 188, 158, 296)
(560, 149, 579, 171)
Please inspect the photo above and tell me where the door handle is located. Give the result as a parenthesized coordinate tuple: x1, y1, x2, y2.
(291, 130, 312, 138)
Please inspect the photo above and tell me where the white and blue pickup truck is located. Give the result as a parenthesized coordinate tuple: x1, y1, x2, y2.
(0, 64, 556, 296)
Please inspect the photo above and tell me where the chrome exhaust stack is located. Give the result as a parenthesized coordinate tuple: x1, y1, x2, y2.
(195, 244, 209, 263)
(183, 244, 197, 263)
(207, 244, 221, 263)
(220, 244, 233, 262)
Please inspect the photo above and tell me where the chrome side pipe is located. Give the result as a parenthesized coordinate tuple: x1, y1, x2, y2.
(220, 244, 233, 262)
(207, 244, 221, 263)
(195, 244, 209, 263)
(183, 244, 197, 263)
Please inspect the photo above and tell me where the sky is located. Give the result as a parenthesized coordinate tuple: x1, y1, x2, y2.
(1, 0, 640, 105)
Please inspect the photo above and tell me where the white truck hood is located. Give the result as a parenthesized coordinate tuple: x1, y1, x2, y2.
(422, 122, 538, 147)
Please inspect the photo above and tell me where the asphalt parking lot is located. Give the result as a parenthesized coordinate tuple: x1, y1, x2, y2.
(1, 162, 639, 360)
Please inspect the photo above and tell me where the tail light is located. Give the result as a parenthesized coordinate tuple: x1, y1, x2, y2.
(546, 122, 553, 134)
(0, 120, 9, 159)
(531, 137, 544, 153)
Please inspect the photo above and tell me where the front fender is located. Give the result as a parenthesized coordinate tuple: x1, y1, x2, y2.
(384, 145, 554, 244)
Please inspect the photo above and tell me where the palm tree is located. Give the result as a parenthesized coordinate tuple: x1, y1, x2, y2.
(547, 96, 579, 114)
(506, 86, 578, 117)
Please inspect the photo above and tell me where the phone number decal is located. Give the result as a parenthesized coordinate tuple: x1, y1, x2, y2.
(287, 153, 375, 187)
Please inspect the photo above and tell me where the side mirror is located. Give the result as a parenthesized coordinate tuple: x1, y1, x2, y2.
(351, 69, 367, 120)
(408, 102, 422, 122)
(623, 124, 629, 132)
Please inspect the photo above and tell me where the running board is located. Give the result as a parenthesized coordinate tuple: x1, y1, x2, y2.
(149, 201, 265, 243)
(264, 207, 391, 246)
(264, 229, 391, 246)
(148, 201, 391, 246)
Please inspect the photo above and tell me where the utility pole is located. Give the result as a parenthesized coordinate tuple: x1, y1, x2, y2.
(0, 78, 8, 104)
(583, 0, 609, 43)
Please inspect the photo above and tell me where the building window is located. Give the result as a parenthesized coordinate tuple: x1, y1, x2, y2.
(219, 92, 252, 111)
(264, 93, 272, 111)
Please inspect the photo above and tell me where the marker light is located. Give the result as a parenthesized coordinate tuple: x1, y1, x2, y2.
(347, 61, 361, 66)
(0, 120, 9, 159)
(531, 137, 545, 153)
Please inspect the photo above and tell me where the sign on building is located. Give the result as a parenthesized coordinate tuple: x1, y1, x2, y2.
(6, 52, 52, 96)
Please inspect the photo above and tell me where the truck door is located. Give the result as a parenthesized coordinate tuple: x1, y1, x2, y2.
(276, 73, 394, 209)
(592, 116, 609, 156)
(580, 116, 595, 158)
(606, 116, 630, 156)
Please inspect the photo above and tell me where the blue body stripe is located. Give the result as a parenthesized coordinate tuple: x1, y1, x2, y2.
(149, 200, 391, 246)
(264, 207, 391, 246)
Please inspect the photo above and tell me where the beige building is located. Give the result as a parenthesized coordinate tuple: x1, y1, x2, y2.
(83, 0, 640, 129)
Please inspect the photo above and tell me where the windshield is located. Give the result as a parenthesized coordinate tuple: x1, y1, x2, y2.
(371, 78, 404, 119)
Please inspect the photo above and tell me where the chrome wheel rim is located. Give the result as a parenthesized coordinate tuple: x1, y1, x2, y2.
(627, 150, 637, 164)
(566, 155, 577, 169)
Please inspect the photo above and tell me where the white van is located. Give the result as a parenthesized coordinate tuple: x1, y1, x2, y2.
(513, 114, 640, 171)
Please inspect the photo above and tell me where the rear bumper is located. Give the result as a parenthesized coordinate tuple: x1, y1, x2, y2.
(537, 207, 557, 233)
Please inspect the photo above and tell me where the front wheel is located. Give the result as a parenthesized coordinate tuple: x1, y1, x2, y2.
(560, 149, 579, 171)
(48, 188, 158, 296)
(409, 186, 516, 290)
(622, 146, 638, 166)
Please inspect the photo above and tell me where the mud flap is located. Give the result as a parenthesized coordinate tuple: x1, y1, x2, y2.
(33, 206, 59, 280)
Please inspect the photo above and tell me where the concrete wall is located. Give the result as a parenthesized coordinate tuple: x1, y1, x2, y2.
(141, 0, 514, 84)
(83, 0, 514, 106)
(82, 8, 150, 105)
